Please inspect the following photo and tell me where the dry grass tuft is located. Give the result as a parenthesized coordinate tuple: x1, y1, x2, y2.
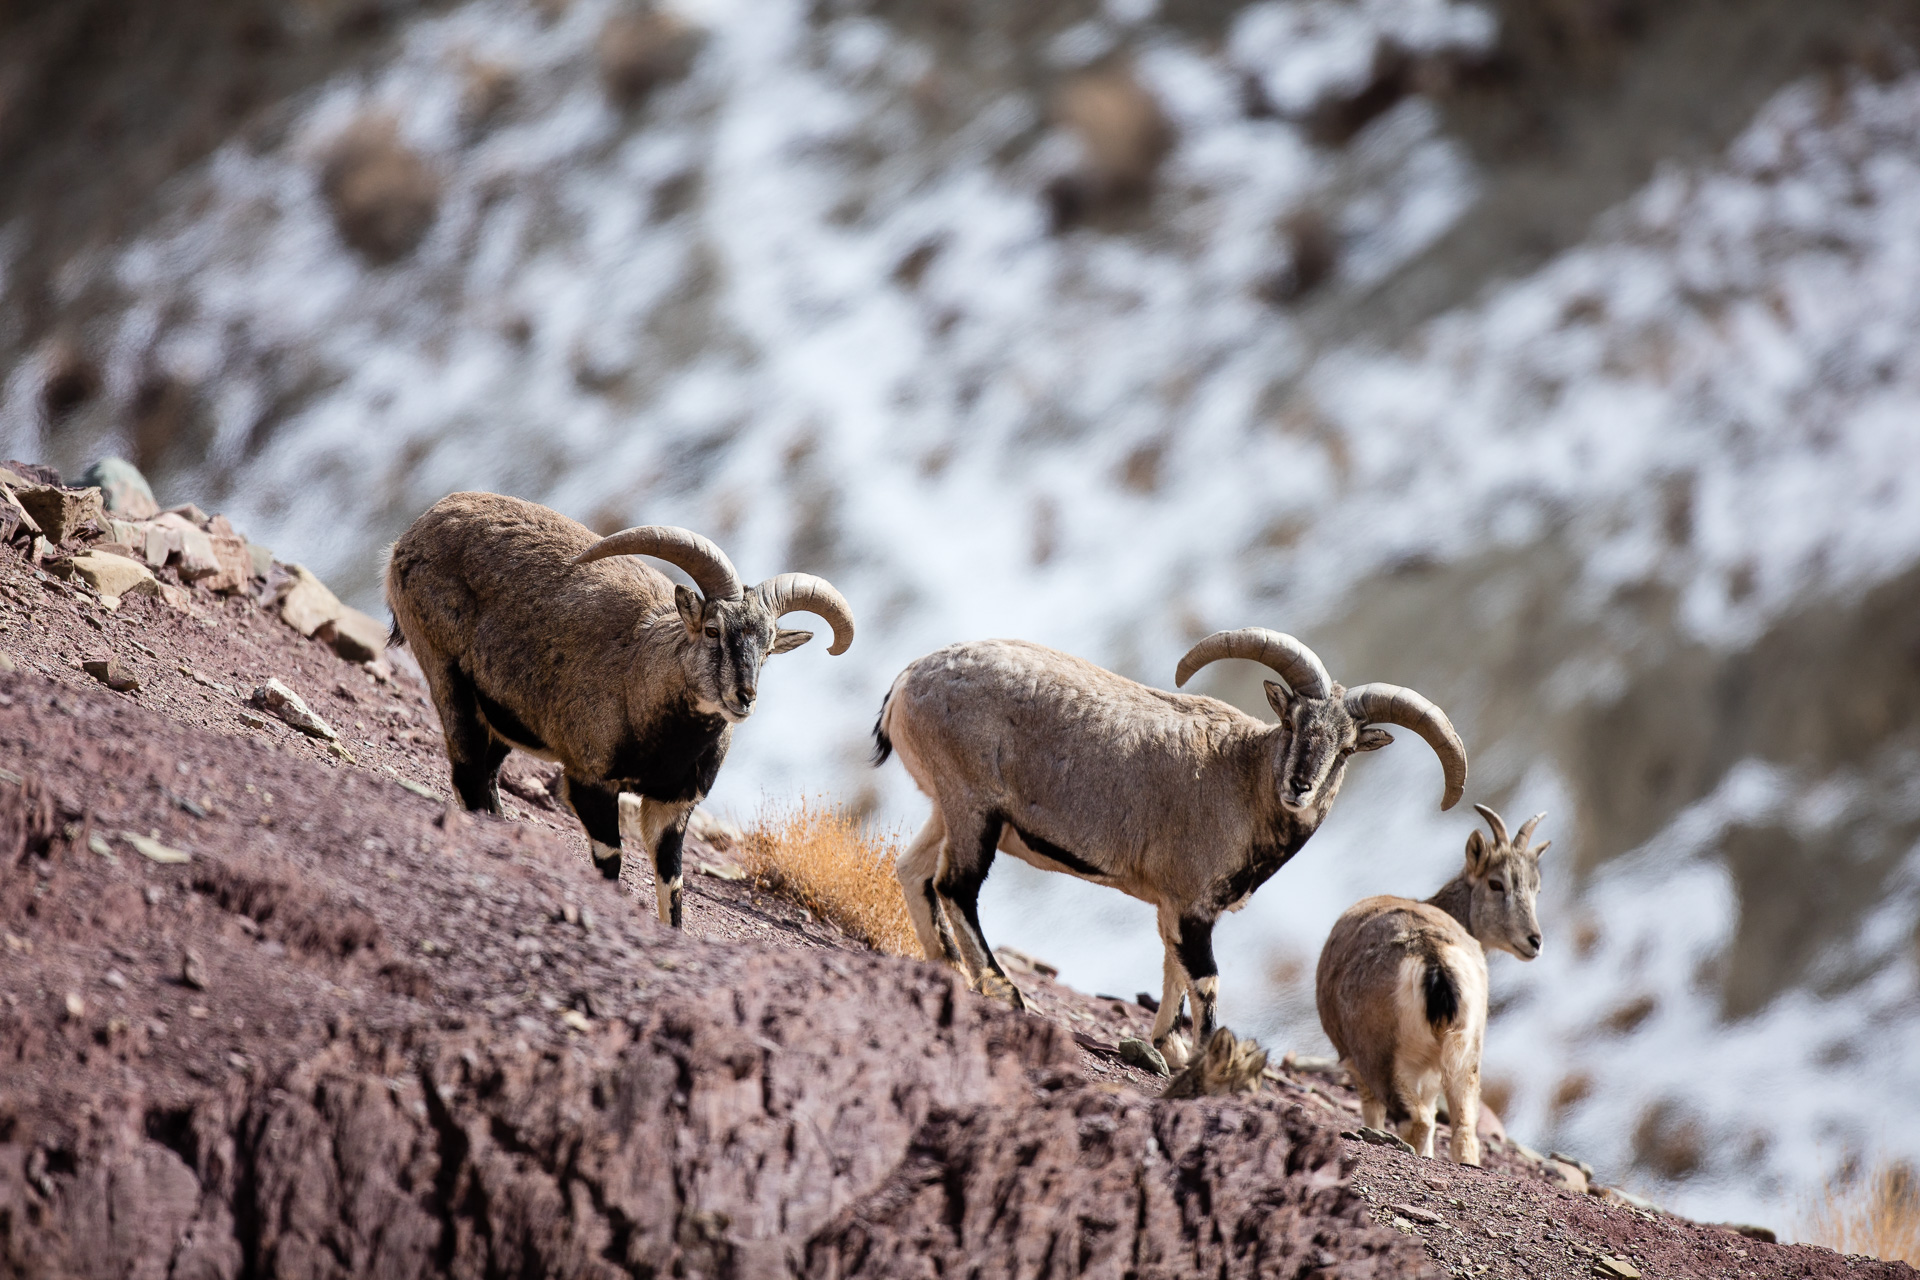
(1802, 1162, 1920, 1263)
(744, 798, 918, 958)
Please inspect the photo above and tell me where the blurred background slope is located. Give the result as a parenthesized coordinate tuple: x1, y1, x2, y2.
(4, 0, 1919, 1227)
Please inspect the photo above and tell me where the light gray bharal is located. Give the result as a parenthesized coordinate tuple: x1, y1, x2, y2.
(385, 492, 854, 927)
(1315, 804, 1548, 1165)
(873, 629, 1468, 1069)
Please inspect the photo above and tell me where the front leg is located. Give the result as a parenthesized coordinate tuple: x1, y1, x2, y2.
(632, 795, 696, 928)
(561, 773, 624, 880)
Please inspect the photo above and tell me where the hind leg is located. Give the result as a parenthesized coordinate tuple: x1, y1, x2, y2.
(896, 807, 965, 968)
(425, 660, 508, 813)
(1351, 1071, 1389, 1133)
(934, 809, 1028, 1011)
(1442, 1032, 1483, 1166)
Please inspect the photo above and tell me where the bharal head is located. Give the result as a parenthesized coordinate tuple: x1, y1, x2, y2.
(1463, 804, 1547, 960)
(571, 526, 855, 723)
(1174, 627, 1469, 818)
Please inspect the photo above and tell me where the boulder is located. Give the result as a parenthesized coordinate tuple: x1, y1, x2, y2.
(203, 533, 253, 594)
(174, 525, 222, 581)
(79, 458, 159, 519)
(316, 606, 388, 663)
(15, 484, 104, 544)
(142, 522, 181, 567)
(59, 551, 162, 604)
(246, 543, 274, 579)
(277, 564, 344, 637)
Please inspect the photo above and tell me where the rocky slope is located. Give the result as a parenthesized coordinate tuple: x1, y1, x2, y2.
(1, 471, 1909, 1277)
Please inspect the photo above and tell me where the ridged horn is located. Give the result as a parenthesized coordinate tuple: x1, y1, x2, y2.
(1472, 803, 1510, 847)
(1514, 812, 1547, 849)
(1344, 684, 1468, 810)
(572, 525, 742, 601)
(756, 573, 855, 655)
(1174, 628, 1332, 698)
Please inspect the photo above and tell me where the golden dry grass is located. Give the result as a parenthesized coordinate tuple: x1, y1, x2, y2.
(1801, 1162, 1920, 1263)
(743, 798, 918, 958)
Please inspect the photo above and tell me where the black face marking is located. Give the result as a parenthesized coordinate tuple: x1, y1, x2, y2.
(473, 686, 548, 754)
(607, 698, 731, 803)
(562, 774, 622, 848)
(1010, 824, 1108, 879)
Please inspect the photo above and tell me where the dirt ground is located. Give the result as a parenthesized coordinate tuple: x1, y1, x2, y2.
(0, 477, 1910, 1279)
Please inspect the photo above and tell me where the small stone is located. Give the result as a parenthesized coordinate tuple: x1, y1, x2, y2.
(104, 968, 127, 990)
(238, 710, 271, 730)
(187, 1004, 210, 1019)
(0, 652, 15, 675)
(182, 951, 208, 990)
(82, 658, 141, 692)
(1117, 1036, 1171, 1077)
(88, 833, 114, 858)
(246, 542, 273, 579)
(162, 503, 209, 525)
(80, 458, 158, 519)
(63, 992, 85, 1020)
(144, 886, 162, 905)
(251, 678, 339, 741)
(1388, 1203, 1441, 1225)
(324, 741, 356, 763)
(123, 830, 190, 864)
(1546, 1159, 1591, 1195)
(1347, 1127, 1418, 1154)
(560, 1008, 592, 1032)
(1594, 1258, 1641, 1279)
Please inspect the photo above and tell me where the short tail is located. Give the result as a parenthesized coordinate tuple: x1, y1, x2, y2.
(870, 703, 893, 766)
(1422, 953, 1460, 1030)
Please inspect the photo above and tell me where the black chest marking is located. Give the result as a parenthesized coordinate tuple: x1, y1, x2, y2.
(607, 703, 731, 803)
(1209, 821, 1318, 916)
(473, 685, 549, 754)
(1009, 823, 1109, 879)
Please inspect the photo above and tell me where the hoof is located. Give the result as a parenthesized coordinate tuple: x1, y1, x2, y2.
(1155, 1032, 1192, 1071)
(978, 971, 1030, 1012)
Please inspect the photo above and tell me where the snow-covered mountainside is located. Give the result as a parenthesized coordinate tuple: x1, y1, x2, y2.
(5, 0, 1917, 1229)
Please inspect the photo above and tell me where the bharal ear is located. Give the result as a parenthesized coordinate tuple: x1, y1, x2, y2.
(1354, 726, 1394, 753)
(674, 585, 703, 636)
(1530, 839, 1551, 860)
(770, 628, 813, 655)
(1464, 829, 1487, 875)
(1262, 680, 1293, 717)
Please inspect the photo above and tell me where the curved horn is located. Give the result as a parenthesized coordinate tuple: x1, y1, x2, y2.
(1472, 803, 1510, 848)
(572, 525, 742, 601)
(1514, 812, 1547, 849)
(1174, 628, 1332, 698)
(756, 573, 855, 655)
(1345, 684, 1468, 811)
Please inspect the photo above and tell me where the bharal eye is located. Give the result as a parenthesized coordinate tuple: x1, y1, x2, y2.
(704, 626, 721, 638)
(1489, 880, 1506, 894)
